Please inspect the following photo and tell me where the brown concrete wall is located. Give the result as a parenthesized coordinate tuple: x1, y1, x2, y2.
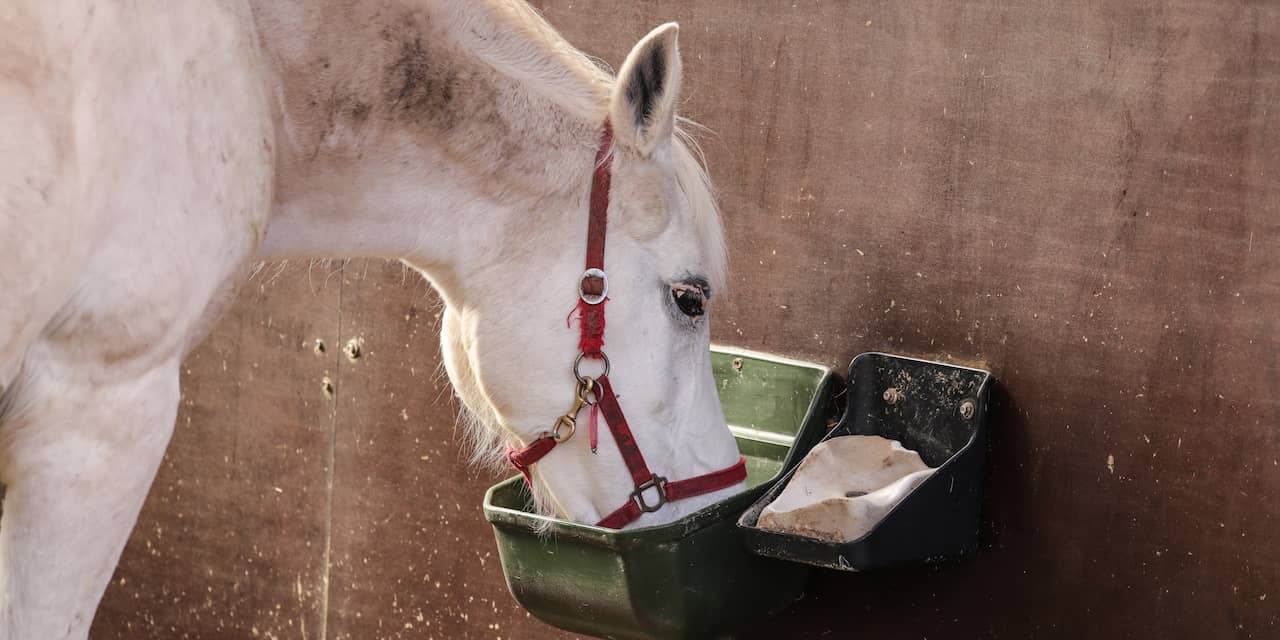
(91, 1, 1278, 638)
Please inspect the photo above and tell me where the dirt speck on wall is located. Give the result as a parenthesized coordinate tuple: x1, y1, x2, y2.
(343, 337, 364, 361)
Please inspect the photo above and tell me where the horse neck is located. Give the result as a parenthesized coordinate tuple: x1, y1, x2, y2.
(250, 0, 608, 303)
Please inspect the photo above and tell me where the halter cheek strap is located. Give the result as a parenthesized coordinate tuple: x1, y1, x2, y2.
(504, 121, 746, 529)
(575, 121, 613, 358)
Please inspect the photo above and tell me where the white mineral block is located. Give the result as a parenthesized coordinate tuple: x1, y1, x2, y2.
(758, 435, 934, 542)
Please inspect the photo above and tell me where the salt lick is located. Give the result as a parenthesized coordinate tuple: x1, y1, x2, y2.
(758, 435, 934, 542)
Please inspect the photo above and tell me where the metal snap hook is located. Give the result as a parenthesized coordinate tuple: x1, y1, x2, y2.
(551, 377, 597, 443)
(551, 413, 576, 443)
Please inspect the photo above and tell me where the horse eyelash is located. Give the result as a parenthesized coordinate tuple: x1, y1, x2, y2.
(672, 276, 711, 299)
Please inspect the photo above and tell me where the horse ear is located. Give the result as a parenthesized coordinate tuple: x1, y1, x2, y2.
(610, 23, 682, 155)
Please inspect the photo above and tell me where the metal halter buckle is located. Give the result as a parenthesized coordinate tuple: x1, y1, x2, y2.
(631, 475, 669, 513)
(578, 268, 608, 305)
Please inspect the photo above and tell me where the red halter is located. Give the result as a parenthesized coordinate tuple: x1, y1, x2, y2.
(505, 122, 747, 529)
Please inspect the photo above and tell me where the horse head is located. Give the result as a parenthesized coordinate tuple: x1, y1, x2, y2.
(432, 23, 745, 527)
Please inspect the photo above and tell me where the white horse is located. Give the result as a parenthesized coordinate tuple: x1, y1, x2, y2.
(0, 1, 743, 637)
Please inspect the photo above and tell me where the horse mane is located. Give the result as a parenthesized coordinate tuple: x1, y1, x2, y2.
(433, 0, 613, 122)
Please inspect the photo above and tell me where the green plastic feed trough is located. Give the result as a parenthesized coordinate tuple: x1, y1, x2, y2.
(482, 347, 836, 640)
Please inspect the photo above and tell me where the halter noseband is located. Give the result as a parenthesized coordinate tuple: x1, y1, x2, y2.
(504, 121, 747, 529)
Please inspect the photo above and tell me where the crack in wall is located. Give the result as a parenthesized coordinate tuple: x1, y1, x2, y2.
(317, 264, 346, 640)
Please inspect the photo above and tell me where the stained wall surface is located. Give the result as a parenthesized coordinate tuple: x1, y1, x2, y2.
(91, 1, 1278, 638)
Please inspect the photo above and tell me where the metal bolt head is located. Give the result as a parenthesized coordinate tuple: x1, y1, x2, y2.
(959, 399, 976, 420)
(883, 387, 901, 405)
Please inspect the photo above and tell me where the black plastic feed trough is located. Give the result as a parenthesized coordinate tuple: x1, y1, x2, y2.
(738, 352, 994, 571)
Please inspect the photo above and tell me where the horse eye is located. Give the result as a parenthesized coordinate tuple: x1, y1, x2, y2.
(671, 284, 706, 317)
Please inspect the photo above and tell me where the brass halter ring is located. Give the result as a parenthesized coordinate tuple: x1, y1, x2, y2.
(573, 351, 611, 385)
